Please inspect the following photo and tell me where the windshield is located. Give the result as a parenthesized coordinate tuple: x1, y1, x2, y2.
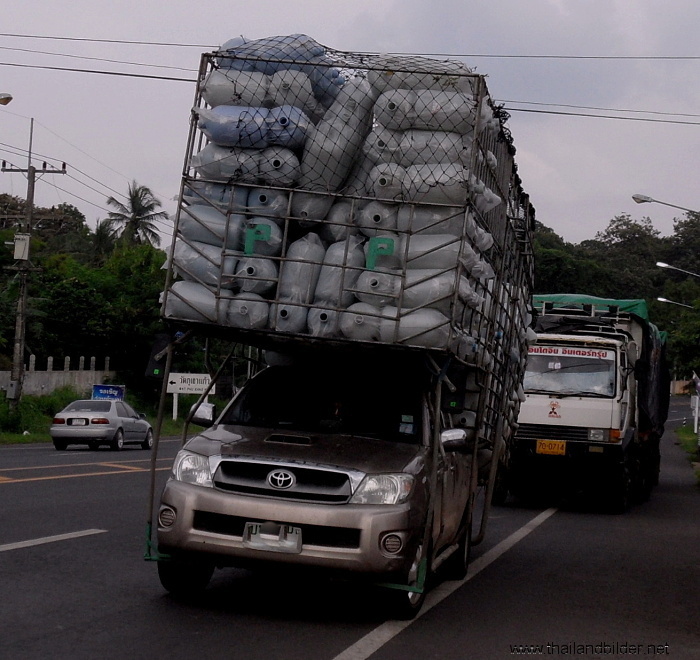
(220, 365, 423, 444)
(524, 347, 616, 397)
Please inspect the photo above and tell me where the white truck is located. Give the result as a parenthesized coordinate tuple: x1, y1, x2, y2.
(508, 294, 670, 512)
(145, 34, 536, 619)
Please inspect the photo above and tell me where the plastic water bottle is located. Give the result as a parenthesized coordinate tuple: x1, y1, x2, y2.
(357, 201, 398, 236)
(367, 163, 405, 201)
(397, 130, 467, 166)
(403, 163, 469, 205)
(307, 307, 339, 338)
(246, 188, 290, 220)
(224, 292, 269, 329)
(355, 269, 401, 306)
(374, 89, 476, 133)
(178, 204, 246, 250)
(277, 232, 325, 303)
(269, 299, 308, 333)
(182, 181, 248, 212)
(339, 302, 382, 341)
(293, 77, 376, 199)
(321, 200, 358, 242)
(200, 69, 269, 107)
(313, 236, 365, 307)
(367, 54, 474, 95)
(233, 256, 278, 295)
(171, 239, 239, 289)
(396, 204, 464, 235)
(379, 306, 451, 348)
(163, 281, 219, 324)
(190, 144, 300, 187)
(364, 234, 462, 270)
(195, 105, 311, 149)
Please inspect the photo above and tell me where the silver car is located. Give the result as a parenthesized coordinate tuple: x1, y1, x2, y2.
(50, 399, 153, 451)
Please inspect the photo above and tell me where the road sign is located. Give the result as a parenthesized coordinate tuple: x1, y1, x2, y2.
(92, 384, 126, 400)
(166, 373, 215, 395)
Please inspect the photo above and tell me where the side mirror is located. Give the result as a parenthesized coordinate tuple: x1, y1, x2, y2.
(440, 427, 468, 452)
(190, 402, 216, 427)
(626, 341, 638, 368)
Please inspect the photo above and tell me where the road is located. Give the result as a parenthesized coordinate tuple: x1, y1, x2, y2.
(1, 398, 699, 659)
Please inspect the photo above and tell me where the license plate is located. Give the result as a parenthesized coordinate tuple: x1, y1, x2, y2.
(536, 439, 566, 456)
(243, 522, 302, 554)
(70, 418, 87, 426)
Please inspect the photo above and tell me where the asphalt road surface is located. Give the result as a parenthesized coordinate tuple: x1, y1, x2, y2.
(1, 397, 698, 659)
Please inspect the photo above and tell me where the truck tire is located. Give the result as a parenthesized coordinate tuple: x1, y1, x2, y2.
(157, 558, 214, 597)
(491, 459, 509, 506)
(440, 514, 472, 581)
(384, 541, 429, 620)
(605, 459, 632, 514)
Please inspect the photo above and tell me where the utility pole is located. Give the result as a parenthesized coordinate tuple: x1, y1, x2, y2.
(2, 118, 66, 405)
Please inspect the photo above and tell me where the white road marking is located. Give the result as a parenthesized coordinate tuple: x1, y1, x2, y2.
(332, 507, 558, 660)
(0, 528, 107, 552)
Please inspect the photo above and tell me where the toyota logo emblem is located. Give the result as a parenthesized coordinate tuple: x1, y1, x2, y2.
(267, 469, 296, 490)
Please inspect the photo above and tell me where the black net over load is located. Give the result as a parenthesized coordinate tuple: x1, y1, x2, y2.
(162, 34, 535, 377)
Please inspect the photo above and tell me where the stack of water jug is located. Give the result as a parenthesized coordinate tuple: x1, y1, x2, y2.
(163, 34, 528, 360)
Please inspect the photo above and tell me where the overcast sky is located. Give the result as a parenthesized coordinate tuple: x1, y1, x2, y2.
(1, 0, 699, 248)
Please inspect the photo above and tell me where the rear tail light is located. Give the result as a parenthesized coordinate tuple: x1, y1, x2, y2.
(90, 418, 110, 425)
(52, 418, 66, 424)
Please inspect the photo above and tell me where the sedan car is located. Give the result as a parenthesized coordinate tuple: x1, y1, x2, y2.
(50, 399, 153, 451)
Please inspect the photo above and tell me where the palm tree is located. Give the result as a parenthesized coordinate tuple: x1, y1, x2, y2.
(105, 181, 168, 247)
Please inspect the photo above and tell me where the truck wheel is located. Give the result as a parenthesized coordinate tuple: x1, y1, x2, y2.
(157, 558, 214, 597)
(383, 541, 429, 620)
(440, 516, 472, 581)
(606, 461, 632, 514)
(491, 459, 509, 506)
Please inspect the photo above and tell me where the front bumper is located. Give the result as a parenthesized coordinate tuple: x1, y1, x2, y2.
(157, 479, 421, 576)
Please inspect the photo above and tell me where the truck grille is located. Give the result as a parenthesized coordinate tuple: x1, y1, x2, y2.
(213, 460, 353, 503)
(515, 423, 589, 442)
(192, 511, 361, 548)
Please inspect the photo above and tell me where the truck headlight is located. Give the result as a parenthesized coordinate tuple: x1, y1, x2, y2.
(349, 474, 414, 505)
(588, 428, 607, 443)
(172, 450, 213, 487)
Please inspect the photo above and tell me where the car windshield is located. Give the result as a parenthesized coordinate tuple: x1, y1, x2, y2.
(220, 365, 423, 443)
(524, 350, 616, 397)
(64, 401, 112, 412)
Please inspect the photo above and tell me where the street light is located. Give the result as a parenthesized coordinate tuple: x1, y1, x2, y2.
(657, 296, 693, 309)
(632, 193, 698, 215)
(0, 93, 12, 106)
(656, 261, 700, 280)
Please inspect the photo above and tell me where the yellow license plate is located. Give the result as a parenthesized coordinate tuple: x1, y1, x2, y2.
(536, 439, 566, 456)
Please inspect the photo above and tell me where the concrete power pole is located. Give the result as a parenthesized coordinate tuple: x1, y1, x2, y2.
(2, 118, 66, 405)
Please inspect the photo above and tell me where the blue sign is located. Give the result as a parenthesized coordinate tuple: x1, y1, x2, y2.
(92, 384, 126, 401)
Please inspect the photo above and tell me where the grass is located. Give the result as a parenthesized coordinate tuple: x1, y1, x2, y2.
(675, 423, 700, 481)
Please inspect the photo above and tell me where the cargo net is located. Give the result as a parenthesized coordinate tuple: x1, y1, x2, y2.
(163, 34, 533, 370)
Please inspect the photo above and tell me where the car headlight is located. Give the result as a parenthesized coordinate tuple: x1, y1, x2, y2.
(172, 450, 213, 487)
(349, 474, 414, 505)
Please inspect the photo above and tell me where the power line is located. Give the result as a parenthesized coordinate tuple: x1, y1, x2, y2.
(0, 32, 214, 49)
(0, 45, 197, 73)
(0, 60, 195, 82)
